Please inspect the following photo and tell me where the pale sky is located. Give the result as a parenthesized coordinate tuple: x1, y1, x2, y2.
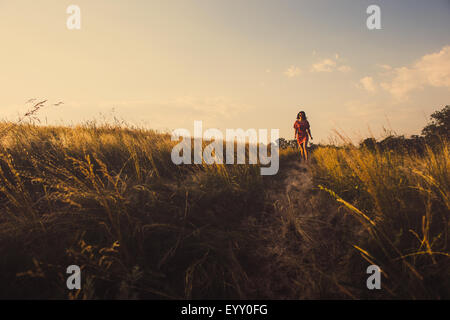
(1, 0, 449, 143)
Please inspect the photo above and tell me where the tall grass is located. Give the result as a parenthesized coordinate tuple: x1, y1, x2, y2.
(312, 139, 449, 298)
(0, 118, 448, 299)
(0, 121, 265, 299)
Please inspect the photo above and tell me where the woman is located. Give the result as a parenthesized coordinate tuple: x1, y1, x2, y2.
(294, 111, 313, 161)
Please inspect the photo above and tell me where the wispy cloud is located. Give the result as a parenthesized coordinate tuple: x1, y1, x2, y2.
(311, 59, 336, 72)
(337, 65, 352, 73)
(359, 76, 377, 93)
(284, 65, 302, 78)
(311, 56, 351, 73)
(380, 45, 450, 100)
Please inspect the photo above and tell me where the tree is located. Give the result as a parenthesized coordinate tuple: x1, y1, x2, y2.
(421, 105, 450, 140)
(359, 137, 377, 151)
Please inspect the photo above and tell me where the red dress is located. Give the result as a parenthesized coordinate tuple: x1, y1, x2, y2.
(294, 120, 310, 145)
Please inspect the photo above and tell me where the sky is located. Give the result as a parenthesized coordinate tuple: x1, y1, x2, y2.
(0, 0, 449, 143)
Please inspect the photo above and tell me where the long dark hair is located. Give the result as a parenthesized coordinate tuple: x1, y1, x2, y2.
(297, 111, 307, 120)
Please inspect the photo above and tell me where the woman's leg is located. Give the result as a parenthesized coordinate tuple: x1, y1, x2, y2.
(299, 142, 306, 161)
(298, 144, 304, 160)
(297, 139, 303, 160)
(302, 142, 308, 161)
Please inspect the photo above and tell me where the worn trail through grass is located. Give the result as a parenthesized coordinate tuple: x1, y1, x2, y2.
(242, 157, 360, 299)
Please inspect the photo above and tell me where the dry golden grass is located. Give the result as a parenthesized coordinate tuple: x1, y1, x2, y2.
(0, 121, 265, 299)
(0, 119, 447, 299)
(312, 140, 449, 298)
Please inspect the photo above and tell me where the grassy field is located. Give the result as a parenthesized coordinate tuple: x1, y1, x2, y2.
(311, 139, 449, 299)
(0, 121, 448, 299)
(0, 122, 267, 299)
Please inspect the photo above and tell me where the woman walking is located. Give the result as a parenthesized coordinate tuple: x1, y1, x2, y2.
(294, 111, 313, 161)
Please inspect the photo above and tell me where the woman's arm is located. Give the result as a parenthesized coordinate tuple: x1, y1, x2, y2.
(307, 128, 313, 140)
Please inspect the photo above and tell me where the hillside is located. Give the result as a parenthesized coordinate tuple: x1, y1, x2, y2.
(0, 122, 448, 299)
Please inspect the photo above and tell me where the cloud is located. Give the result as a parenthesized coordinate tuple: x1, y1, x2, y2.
(311, 56, 351, 73)
(337, 65, 352, 73)
(380, 45, 450, 100)
(311, 59, 336, 72)
(284, 65, 301, 78)
(359, 76, 377, 93)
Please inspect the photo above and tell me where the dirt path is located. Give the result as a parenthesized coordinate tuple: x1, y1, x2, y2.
(271, 160, 313, 198)
(244, 157, 359, 299)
